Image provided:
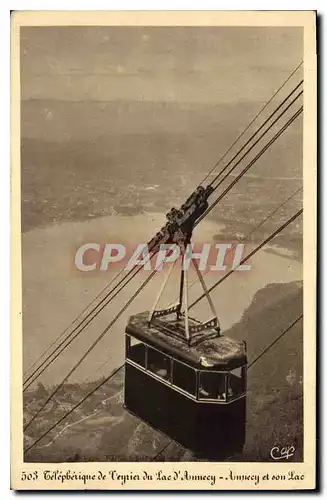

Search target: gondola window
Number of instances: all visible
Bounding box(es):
[198,371,227,401]
[147,346,171,381]
[172,360,196,396]
[126,335,146,368]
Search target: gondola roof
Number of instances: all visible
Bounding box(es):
[126,311,247,370]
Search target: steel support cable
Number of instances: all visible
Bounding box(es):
[200,61,303,185]
[195,105,303,229]
[153,441,174,461]
[190,208,303,310]
[247,315,303,369]
[24,269,157,431]
[24,85,302,386]
[24,363,125,454]
[207,80,303,189]
[208,89,303,196]
[208,82,303,189]
[153,315,303,461]
[24,251,159,391]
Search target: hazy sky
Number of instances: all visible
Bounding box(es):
[21,26,303,104]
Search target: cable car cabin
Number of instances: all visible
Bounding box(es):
[124,311,247,459]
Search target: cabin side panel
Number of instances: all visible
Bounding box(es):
[124,362,198,451]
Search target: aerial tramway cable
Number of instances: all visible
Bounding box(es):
[167,185,302,306]
[207,80,303,188]
[247,315,303,369]
[190,208,303,310]
[200,61,303,185]
[207,91,303,195]
[195,105,303,227]
[23,69,303,391]
[24,363,125,454]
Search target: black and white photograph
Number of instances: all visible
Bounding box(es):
[10,10,317,491]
